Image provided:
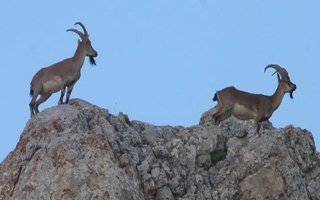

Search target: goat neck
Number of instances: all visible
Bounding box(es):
[269,83,286,111]
[71,40,87,69]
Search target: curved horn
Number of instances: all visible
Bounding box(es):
[74,22,88,36]
[66,28,85,40]
[264,64,289,79]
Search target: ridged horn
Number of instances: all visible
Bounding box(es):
[66,28,85,40]
[264,64,289,79]
[74,22,88,36]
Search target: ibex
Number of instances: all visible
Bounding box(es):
[209,64,296,132]
[29,22,98,118]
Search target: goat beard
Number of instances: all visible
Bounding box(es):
[289,91,294,99]
[89,56,96,66]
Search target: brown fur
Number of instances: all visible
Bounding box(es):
[29,22,97,118]
[211,65,296,132]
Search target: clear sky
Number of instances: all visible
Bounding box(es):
[1,0,319,161]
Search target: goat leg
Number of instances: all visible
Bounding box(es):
[58,87,66,105]
[65,85,75,104]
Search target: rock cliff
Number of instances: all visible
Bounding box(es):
[1,99,319,200]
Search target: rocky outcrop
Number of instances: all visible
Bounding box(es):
[1,99,319,200]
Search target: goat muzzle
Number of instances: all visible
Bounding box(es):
[289,84,297,99]
[89,51,98,66]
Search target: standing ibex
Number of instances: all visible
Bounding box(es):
[208,64,296,132]
[29,22,98,118]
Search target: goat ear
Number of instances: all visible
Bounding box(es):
[277,73,280,82]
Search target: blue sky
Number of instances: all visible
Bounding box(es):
[1,1,319,161]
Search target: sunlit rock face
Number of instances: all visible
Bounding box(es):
[1,99,319,200]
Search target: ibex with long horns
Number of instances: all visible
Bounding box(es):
[29,22,98,118]
[206,64,296,132]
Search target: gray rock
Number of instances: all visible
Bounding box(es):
[138,160,150,174]
[156,186,174,200]
[0,99,319,200]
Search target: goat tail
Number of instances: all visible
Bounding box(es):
[212,92,218,102]
[30,88,34,97]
